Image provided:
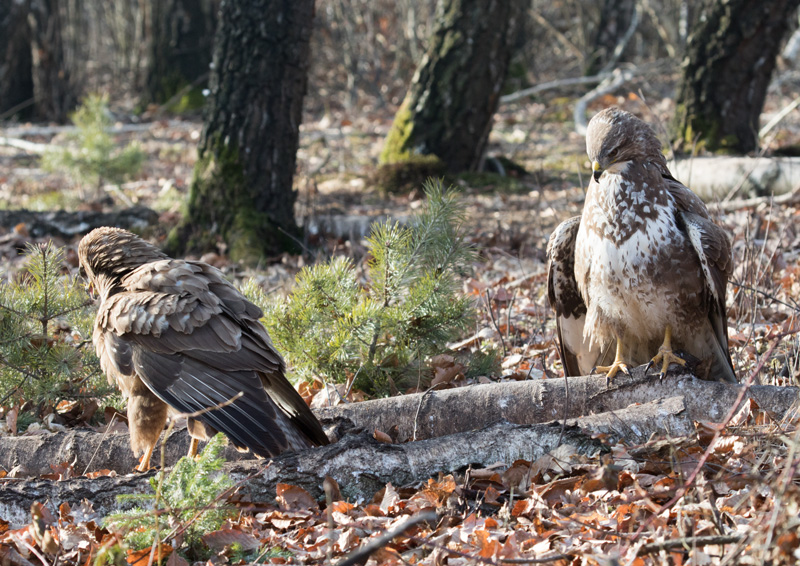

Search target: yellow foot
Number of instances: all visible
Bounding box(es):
[136,444,155,472]
[646,325,687,378]
[592,337,631,386]
[592,360,630,385]
[646,347,686,378]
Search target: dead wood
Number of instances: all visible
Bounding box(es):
[0,207,158,240]
[0,396,689,527]
[1,369,796,479]
[317,368,799,442]
[0,426,254,478]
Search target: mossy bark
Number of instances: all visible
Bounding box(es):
[380,0,525,173]
[144,0,217,106]
[0,0,33,119]
[674,0,800,155]
[170,0,314,263]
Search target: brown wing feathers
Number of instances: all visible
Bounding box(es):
[79,227,328,464]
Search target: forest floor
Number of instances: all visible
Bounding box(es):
[1,88,800,564]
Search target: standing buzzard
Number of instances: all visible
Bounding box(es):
[547,108,736,383]
[79,227,329,471]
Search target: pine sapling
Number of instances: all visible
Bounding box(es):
[263,179,495,393]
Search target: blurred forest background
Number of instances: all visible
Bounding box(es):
[3,2,800,564]
[2,0,800,387]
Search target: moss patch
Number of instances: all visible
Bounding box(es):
[166,86,206,114]
[379,97,416,164]
[371,155,446,194]
[169,134,301,263]
[675,105,740,155]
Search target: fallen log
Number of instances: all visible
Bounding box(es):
[1,370,795,477]
[0,207,159,240]
[0,396,689,528]
[316,368,798,442]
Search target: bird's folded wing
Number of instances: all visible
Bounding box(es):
[132,349,292,456]
[96,258,318,456]
[678,210,736,376]
[547,216,603,376]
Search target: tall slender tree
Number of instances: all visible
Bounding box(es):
[145,0,218,106]
[169,0,314,262]
[28,0,75,122]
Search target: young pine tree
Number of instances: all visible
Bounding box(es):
[263,179,496,393]
[0,243,107,411]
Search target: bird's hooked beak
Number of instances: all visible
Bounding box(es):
[592,160,603,182]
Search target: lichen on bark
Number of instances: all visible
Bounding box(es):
[673,0,800,155]
[168,0,312,263]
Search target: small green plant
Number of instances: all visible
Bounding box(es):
[42,94,145,200]
[263,179,491,393]
[0,242,106,408]
[106,433,234,561]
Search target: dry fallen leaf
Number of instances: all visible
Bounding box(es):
[276,483,318,512]
[373,429,393,443]
[127,544,172,566]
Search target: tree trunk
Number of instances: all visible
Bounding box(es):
[585,0,637,75]
[674,0,800,155]
[168,0,313,262]
[0,0,34,120]
[144,0,218,107]
[27,0,76,122]
[380,0,525,172]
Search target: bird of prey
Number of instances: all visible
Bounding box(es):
[79,227,329,471]
[547,107,736,383]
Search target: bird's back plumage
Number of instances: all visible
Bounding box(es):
[80,227,328,466]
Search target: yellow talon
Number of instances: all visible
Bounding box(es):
[593,338,631,385]
[137,444,155,472]
[646,325,686,378]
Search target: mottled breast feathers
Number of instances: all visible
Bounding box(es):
[547,107,736,383]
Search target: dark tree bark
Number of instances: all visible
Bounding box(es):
[27,0,76,122]
[674,0,800,155]
[0,0,34,120]
[168,0,313,262]
[585,0,637,75]
[380,0,525,173]
[145,0,218,106]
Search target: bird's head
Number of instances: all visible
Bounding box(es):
[78,227,169,294]
[586,107,666,182]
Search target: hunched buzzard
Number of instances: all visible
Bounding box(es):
[79,227,329,471]
[547,107,736,383]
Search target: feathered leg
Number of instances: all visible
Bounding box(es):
[128,379,169,472]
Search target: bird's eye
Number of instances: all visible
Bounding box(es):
[608,148,619,160]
